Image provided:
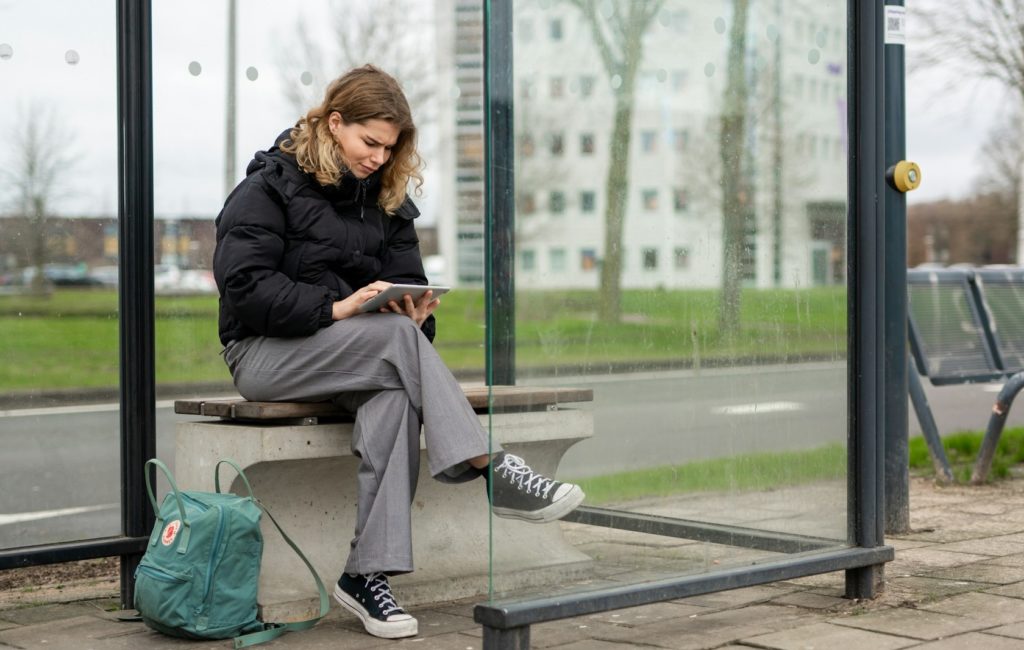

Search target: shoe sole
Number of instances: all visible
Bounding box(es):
[333,584,418,639]
[492,485,585,523]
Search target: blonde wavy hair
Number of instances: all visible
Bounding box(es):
[281,65,423,214]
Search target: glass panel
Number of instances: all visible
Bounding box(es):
[0,2,121,548]
[154,0,461,467]
[488,0,849,602]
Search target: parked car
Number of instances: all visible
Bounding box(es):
[153,264,182,291]
[19,264,102,287]
[178,269,217,293]
[88,265,119,287]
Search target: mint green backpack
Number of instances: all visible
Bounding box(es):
[134,459,328,648]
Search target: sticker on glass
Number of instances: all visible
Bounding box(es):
[885,6,906,45]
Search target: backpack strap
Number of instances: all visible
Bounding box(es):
[144,458,192,553]
[214,460,329,649]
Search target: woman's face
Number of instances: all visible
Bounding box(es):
[328,112,400,179]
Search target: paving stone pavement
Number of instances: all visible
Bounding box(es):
[8,476,1024,648]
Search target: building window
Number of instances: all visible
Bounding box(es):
[580,133,595,154]
[580,248,598,271]
[673,129,689,153]
[580,75,595,97]
[519,134,535,157]
[642,189,658,211]
[549,247,567,273]
[550,191,566,214]
[518,18,533,42]
[793,75,804,98]
[520,79,534,100]
[640,130,657,153]
[550,18,563,40]
[580,190,596,213]
[671,70,688,92]
[521,249,536,271]
[550,76,564,98]
[549,132,564,156]
[669,9,690,33]
[518,192,536,215]
[674,247,690,270]
[673,188,688,213]
[642,248,659,271]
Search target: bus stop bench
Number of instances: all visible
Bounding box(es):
[907,267,1024,483]
[173,385,593,621]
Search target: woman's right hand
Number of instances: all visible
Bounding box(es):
[331,281,393,321]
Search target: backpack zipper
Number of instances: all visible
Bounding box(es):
[136,563,188,583]
[180,493,226,613]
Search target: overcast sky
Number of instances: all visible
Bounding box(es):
[0,0,1000,220]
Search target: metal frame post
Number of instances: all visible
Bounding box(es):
[484,0,515,386]
[846,0,887,599]
[883,0,910,534]
[117,0,156,608]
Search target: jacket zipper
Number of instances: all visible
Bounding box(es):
[358,179,368,221]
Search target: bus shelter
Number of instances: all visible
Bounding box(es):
[0,1,892,647]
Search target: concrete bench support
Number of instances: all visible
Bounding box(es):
[175,395,592,621]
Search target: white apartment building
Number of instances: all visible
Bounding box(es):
[438,0,847,290]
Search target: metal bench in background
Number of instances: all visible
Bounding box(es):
[907,267,1024,483]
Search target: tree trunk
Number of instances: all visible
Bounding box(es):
[718,0,751,335]
[599,95,634,322]
[30,197,48,296]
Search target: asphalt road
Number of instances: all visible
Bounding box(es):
[0,364,1016,549]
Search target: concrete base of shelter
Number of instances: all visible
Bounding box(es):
[175,409,593,622]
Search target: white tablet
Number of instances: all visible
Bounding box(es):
[358,284,450,313]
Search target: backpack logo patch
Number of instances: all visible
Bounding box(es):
[162,520,182,546]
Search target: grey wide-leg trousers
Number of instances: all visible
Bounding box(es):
[222,313,496,575]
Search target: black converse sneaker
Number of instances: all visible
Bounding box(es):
[489,452,585,523]
[334,572,417,639]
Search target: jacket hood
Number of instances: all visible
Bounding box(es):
[243,129,419,220]
[244,129,382,202]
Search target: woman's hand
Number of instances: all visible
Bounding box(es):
[331,281,393,321]
[381,289,440,327]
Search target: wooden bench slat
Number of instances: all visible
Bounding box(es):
[175,386,593,421]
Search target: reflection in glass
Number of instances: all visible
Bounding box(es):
[490,0,849,602]
[0,1,120,548]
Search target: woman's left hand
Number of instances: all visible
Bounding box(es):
[381,289,440,326]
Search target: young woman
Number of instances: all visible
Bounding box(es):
[212,65,584,640]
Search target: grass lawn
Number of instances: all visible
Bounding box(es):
[563,424,1024,506]
[909,427,1024,483]
[574,444,846,505]
[0,286,846,392]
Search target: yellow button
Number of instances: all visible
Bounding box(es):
[891,160,921,192]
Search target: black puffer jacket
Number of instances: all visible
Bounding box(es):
[214,130,435,346]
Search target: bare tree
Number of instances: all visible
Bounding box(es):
[276,0,437,127]
[717,0,752,334]
[974,107,1023,210]
[566,0,664,322]
[914,0,1024,258]
[1,104,77,294]
[914,1,1024,95]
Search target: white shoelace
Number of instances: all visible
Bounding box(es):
[496,453,557,498]
[365,572,403,617]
